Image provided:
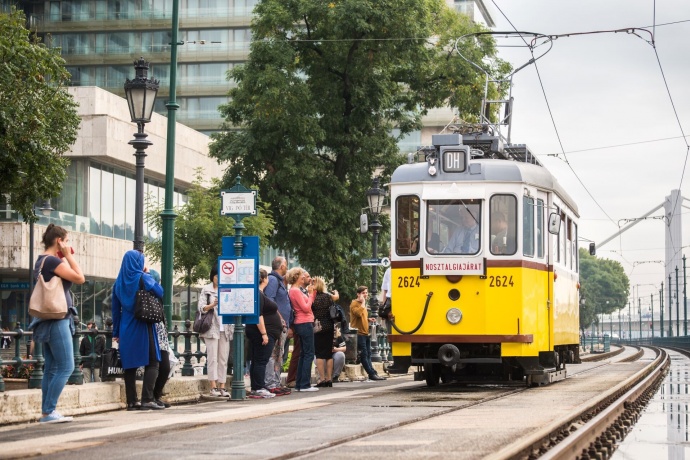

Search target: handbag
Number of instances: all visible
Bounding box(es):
[101,348,125,380]
[329,302,340,321]
[313,318,323,333]
[193,294,214,334]
[28,256,68,320]
[134,275,165,324]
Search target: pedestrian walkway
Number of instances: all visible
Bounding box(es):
[0,376,412,459]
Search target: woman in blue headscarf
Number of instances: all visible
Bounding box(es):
[112,250,164,410]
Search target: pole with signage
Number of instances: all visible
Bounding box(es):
[220,176,257,400]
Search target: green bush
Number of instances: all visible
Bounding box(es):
[172,314,182,321]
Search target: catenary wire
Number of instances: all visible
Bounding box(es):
[490,0,618,229]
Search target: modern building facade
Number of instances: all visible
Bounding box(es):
[12,0,492,139]
[0,86,219,329]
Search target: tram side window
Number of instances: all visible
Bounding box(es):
[490,194,517,255]
[573,222,578,272]
[427,199,481,255]
[554,205,560,263]
[566,218,574,270]
[395,195,420,256]
[523,196,534,257]
[537,198,544,258]
[560,212,567,267]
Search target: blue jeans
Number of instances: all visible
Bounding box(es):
[357,334,377,378]
[41,319,75,414]
[294,322,315,390]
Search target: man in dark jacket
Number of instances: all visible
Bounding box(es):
[80,321,105,382]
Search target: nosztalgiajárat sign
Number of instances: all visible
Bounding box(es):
[220,190,257,216]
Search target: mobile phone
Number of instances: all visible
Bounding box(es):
[57,247,75,258]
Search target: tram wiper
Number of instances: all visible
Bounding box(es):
[459,199,479,225]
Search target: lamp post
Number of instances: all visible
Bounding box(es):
[124,57,159,252]
[161,0,181,329]
[659,281,664,339]
[366,177,386,362]
[668,273,673,337]
[650,294,654,339]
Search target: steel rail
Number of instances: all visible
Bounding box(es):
[486,347,669,460]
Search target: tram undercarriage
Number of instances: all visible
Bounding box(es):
[410,342,581,387]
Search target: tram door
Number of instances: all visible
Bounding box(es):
[536,190,551,349]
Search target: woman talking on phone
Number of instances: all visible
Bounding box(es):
[29,224,85,423]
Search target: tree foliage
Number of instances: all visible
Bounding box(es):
[210,0,509,295]
[145,170,275,289]
[579,248,630,331]
[0,8,80,221]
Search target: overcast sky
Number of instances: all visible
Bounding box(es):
[486,0,690,310]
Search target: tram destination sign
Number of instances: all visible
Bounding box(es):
[421,257,486,276]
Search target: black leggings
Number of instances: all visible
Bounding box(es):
[124,325,159,404]
[153,349,170,400]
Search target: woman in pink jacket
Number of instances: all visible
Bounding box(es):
[288,268,317,392]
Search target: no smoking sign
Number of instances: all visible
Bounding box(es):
[222,261,235,275]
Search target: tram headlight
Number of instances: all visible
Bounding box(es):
[428,164,437,176]
[446,308,462,324]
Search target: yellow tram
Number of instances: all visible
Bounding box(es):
[387,133,581,386]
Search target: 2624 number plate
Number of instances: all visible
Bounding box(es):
[397,276,420,288]
[489,275,514,287]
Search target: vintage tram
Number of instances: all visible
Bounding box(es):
[387,132,581,386]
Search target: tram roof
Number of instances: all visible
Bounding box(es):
[391,158,579,216]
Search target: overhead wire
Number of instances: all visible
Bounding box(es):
[491,0,690,267]
[489,0,618,229]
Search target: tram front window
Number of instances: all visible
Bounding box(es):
[427,200,481,255]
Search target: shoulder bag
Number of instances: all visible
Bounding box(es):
[193,293,214,334]
[134,275,165,324]
[28,256,68,320]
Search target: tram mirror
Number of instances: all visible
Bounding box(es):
[360,213,368,234]
[589,242,596,256]
[548,213,561,235]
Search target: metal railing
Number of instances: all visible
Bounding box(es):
[580,335,611,353]
[0,317,206,392]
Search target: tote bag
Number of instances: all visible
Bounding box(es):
[28,257,68,320]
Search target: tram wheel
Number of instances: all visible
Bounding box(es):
[424,363,441,387]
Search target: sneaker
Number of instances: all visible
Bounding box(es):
[297,386,319,392]
[255,388,276,398]
[268,387,290,396]
[39,411,73,424]
[210,388,222,397]
[140,401,165,410]
[126,402,141,411]
[155,399,171,408]
[218,388,230,398]
[247,391,263,399]
[369,374,386,381]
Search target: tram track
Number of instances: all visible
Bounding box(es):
[495,347,669,460]
[284,346,659,460]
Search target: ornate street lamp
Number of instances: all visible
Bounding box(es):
[366,177,386,362]
[124,57,159,252]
